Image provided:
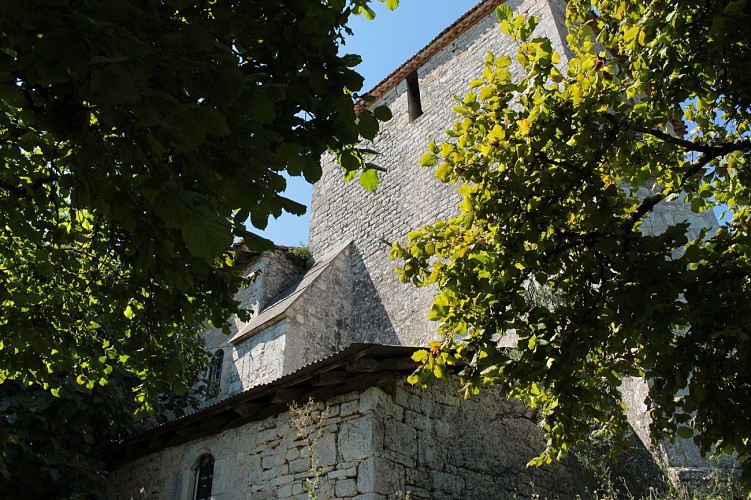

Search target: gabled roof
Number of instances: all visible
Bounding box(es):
[229,240,352,344]
[359,0,505,109]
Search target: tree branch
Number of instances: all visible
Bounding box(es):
[635,126,751,155]
[622,147,733,233]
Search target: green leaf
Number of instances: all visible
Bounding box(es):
[278,196,307,216]
[373,105,393,122]
[356,5,377,20]
[419,152,438,167]
[339,149,362,172]
[435,162,452,182]
[180,214,233,259]
[343,169,357,182]
[496,5,513,22]
[359,169,379,192]
[196,106,230,136]
[496,55,512,68]
[676,427,694,439]
[173,380,187,396]
[341,54,362,67]
[161,108,206,151]
[89,66,138,105]
[725,0,748,15]
[412,350,429,362]
[358,110,379,140]
[250,89,276,124]
[623,25,641,46]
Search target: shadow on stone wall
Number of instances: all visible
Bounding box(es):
[347,244,400,346]
[573,430,668,498]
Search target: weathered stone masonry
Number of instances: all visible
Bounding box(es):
[309,0,571,350]
[107,376,590,499]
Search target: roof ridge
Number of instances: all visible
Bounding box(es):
[356,0,505,111]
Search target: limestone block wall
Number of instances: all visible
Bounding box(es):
[200,250,305,401]
[362,379,591,499]
[235,250,307,318]
[638,189,719,243]
[107,377,592,499]
[305,0,725,482]
[198,243,353,400]
[229,320,287,395]
[308,0,571,349]
[282,243,353,374]
[618,188,725,482]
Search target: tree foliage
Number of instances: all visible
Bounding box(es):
[395,0,751,483]
[0,0,395,491]
[0,377,137,497]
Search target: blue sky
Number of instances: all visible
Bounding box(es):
[253,0,480,247]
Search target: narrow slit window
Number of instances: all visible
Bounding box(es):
[207,349,223,398]
[406,70,423,122]
[193,454,215,500]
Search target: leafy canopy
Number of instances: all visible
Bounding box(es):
[0,0,396,490]
[394,0,751,483]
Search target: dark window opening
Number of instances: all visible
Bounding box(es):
[193,454,215,500]
[406,70,423,122]
[207,350,223,398]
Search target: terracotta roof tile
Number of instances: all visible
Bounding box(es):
[357,0,505,111]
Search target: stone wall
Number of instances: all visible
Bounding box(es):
[229,320,287,394]
[107,377,592,499]
[621,376,737,485]
[618,187,726,482]
[200,249,305,401]
[282,243,354,374]
[308,0,571,349]
[220,243,354,397]
[235,250,307,319]
[361,379,592,499]
[306,0,727,484]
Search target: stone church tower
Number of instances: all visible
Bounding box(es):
[308,0,572,353]
[104,1,727,498]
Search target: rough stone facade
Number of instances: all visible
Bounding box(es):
[202,243,354,400]
[274,242,354,375]
[306,0,726,483]
[309,0,570,350]
[621,375,736,485]
[238,250,307,316]
[618,187,725,482]
[200,248,305,403]
[229,320,287,394]
[107,378,591,499]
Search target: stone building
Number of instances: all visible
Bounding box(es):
[104,0,723,498]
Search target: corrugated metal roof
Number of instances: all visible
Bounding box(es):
[100,342,421,464]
